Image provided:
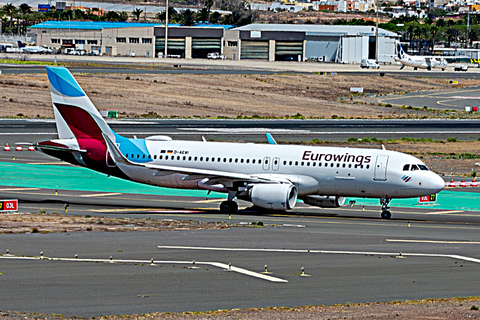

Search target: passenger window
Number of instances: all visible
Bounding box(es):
[348,164,351,168]
[252,159,255,164]
[301,162,304,166]
[223,158,227,162]
[241,159,244,163]
[200,157,203,161]
[206,157,209,161]
[418,164,429,171]
[289,161,292,165]
[235,158,238,163]
[177,156,180,160]
[295,161,298,166]
[212,158,215,162]
[194,157,198,161]
[307,162,310,166]
[330,163,334,167]
[313,162,316,167]
[259,159,262,164]
[154,155,157,159]
[366,165,369,169]
[229,158,232,163]
[188,156,192,161]
[283,161,287,165]
[246,159,250,163]
[336,163,339,168]
[160,155,163,160]
[411,164,419,171]
[183,156,186,160]
[403,164,410,171]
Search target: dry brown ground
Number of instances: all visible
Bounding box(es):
[1,72,477,119]
[0,213,229,234]
[2,297,480,319]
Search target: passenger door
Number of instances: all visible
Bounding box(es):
[262,156,270,171]
[374,155,389,181]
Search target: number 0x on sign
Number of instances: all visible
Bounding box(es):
[0,200,18,212]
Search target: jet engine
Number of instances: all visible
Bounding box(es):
[302,195,346,208]
[241,183,297,210]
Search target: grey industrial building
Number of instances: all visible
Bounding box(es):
[28,21,399,63]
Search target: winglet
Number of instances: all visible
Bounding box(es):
[266,133,277,145]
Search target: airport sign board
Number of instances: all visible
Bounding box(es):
[419,194,437,203]
[0,199,18,212]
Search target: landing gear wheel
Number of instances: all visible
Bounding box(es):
[414,67,418,70]
[381,211,392,219]
[220,201,238,214]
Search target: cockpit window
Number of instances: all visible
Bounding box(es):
[411,164,419,171]
[403,164,410,171]
[418,164,429,171]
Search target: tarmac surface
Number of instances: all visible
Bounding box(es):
[2,118,480,143]
[3,53,480,77]
[378,87,480,111]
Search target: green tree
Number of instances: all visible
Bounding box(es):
[1,3,16,34]
[132,8,143,21]
[182,9,195,26]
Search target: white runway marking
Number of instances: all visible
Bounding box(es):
[0,255,288,283]
[421,210,462,215]
[0,187,40,191]
[386,239,480,244]
[157,245,480,264]
[78,192,123,198]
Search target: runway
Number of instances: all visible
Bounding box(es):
[2,118,480,143]
[2,122,480,316]
[2,212,480,316]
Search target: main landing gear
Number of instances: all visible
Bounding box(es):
[220,190,239,214]
[220,201,238,214]
[380,197,392,219]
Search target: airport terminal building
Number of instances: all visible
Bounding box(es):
[29,21,399,63]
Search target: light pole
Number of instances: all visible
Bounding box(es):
[466,9,470,48]
[164,0,168,58]
[376,0,379,62]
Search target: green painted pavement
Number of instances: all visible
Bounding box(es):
[1,161,480,212]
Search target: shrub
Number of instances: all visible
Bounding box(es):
[31,228,39,233]
[257,221,264,226]
[446,137,457,142]
[347,137,358,142]
[471,305,479,310]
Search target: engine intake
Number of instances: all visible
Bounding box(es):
[246,183,298,210]
[302,195,346,208]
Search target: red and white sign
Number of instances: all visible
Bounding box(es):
[0,199,18,212]
[419,194,437,203]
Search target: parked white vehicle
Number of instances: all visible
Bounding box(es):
[207,52,226,59]
[360,59,380,69]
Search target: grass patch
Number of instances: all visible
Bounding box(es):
[0,58,60,66]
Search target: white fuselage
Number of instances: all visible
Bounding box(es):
[116,139,444,199]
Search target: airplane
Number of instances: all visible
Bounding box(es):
[33,66,445,219]
[17,41,53,54]
[395,41,447,71]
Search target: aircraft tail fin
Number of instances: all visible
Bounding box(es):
[396,41,407,60]
[17,41,25,48]
[46,66,115,143]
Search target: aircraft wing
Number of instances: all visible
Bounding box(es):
[103,134,268,183]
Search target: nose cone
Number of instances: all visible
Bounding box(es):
[430,174,445,194]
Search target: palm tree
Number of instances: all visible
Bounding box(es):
[1,3,16,35]
[132,8,143,21]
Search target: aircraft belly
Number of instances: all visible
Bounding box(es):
[334,176,357,196]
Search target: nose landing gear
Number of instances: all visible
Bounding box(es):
[380,197,392,219]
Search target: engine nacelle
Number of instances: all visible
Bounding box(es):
[248,184,298,210]
[302,195,346,208]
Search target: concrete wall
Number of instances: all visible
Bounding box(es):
[33,27,155,56]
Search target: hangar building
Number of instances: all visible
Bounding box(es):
[28,21,398,63]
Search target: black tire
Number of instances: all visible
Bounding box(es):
[414,67,418,70]
[381,211,392,219]
[220,201,238,214]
